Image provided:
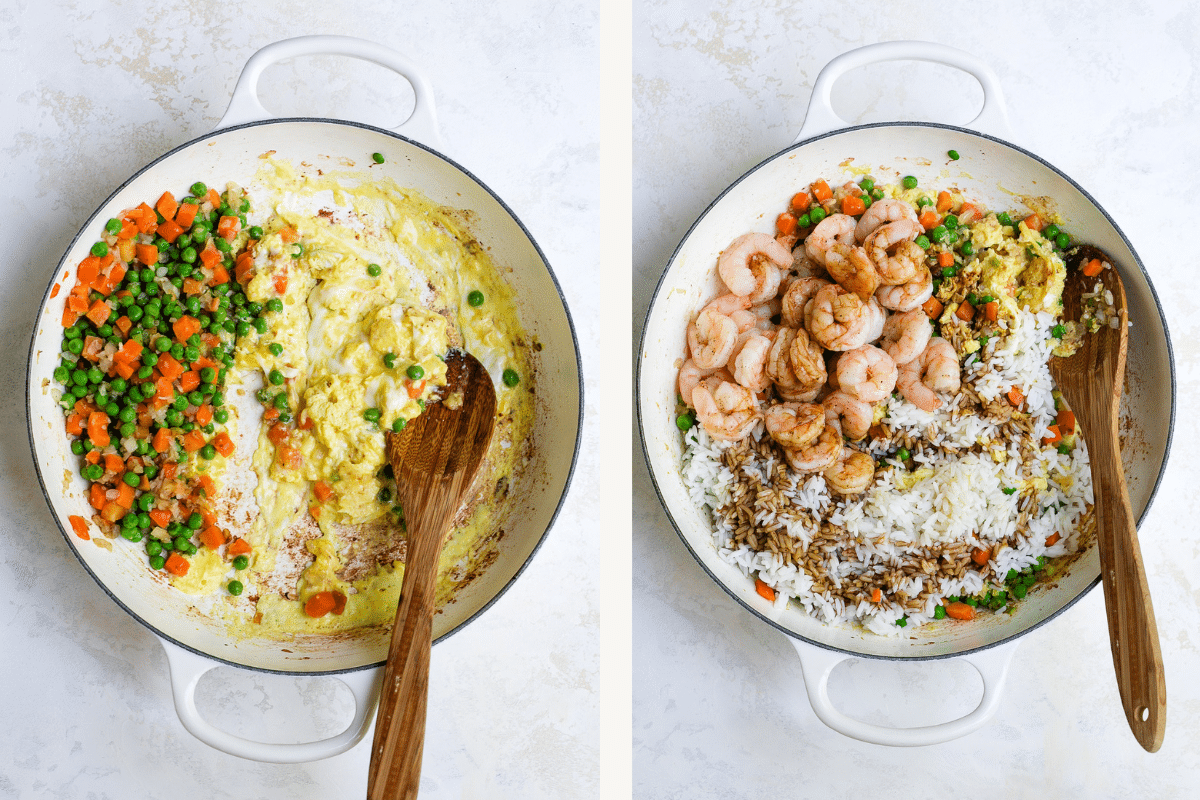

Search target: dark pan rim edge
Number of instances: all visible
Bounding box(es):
[635,119,1176,662]
[27,117,585,677]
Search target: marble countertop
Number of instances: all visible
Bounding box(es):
[1,2,598,798]
[634,1,1199,796]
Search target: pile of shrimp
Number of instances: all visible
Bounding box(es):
[679,185,961,496]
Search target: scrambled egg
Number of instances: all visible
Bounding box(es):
[175,160,535,637]
[970,215,1066,320]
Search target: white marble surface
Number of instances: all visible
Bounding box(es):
[2,2,598,798]
[634,2,1199,796]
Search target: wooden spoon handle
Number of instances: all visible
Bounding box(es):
[366,524,446,799]
[1092,417,1166,752]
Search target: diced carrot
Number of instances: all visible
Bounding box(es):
[313,481,334,502]
[156,353,184,379]
[936,191,953,213]
[1057,408,1076,436]
[304,591,336,618]
[217,215,240,240]
[104,453,124,473]
[152,427,171,454]
[179,371,200,393]
[754,578,775,602]
[192,356,217,373]
[195,405,213,426]
[118,219,138,238]
[101,501,128,523]
[198,526,225,550]
[68,515,90,540]
[87,411,110,447]
[842,195,865,216]
[984,301,999,322]
[936,251,954,267]
[279,226,299,243]
[1082,258,1103,278]
[134,202,158,234]
[85,450,100,465]
[86,299,111,327]
[1006,387,1024,408]
[945,601,975,621]
[268,424,290,449]
[62,307,81,328]
[263,407,280,422]
[918,209,941,230]
[331,591,347,615]
[136,244,159,266]
[810,180,832,202]
[89,483,107,511]
[82,335,104,361]
[273,272,288,294]
[114,316,132,335]
[180,431,205,453]
[277,444,301,468]
[209,265,230,287]
[790,191,811,212]
[196,475,215,496]
[51,282,62,298]
[776,212,797,236]
[74,398,98,416]
[154,376,175,404]
[955,301,975,322]
[1023,213,1044,232]
[211,431,234,457]
[162,462,178,481]
[77,256,101,286]
[406,379,426,399]
[971,547,990,566]
[66,413,84,436]
[297,413,314,431]
[175,201,199,227]
[199,246,221,270]
[1042,425,1062,446]
[113,360,135,380]
[156,191,177,221]
[235,252,255,283]
[67,291,90,313]
[958,202,981,223]
[206,188,222,207]
[114,482,135,510]
[227,538,252,556]
[182,278,204,296]
[164,552,190,576]
[173,315,201,342]
[158,219,183,244]
[148,509,172,529]
[870,587,882,603]
[1045,532,1061,547]
[117,339,143,362]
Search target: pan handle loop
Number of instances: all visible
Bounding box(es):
[216,35,445,151]
[791,637,1019,746]
[160,638,381,763]
[795,41,1014,143]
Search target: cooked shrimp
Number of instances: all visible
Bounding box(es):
[718,233,792,297]
[880,308,932,364]
[764,401,825,449]
[687,307,739,369]
[732,331,774,392]
[781,277,829,328]
[824,450,876,495]
[821,391,872,441]
[804,213,857,267]
[788,326,827,388]
[864,297,886,342]
[835,344,897,403]
[784,418,843,472]
[777,383,823,403]
[749,299,781,331]
[896,337,960,412]
[807,283,875,351]
[875,265,933,313]
[746,260,783,304]
[728,308,758,334]
[865,219,923,285]
[824,242,880,302]
[678,358,717,407]
[854,199,919,243]
[692,380,761,442]
[704,293,752,317]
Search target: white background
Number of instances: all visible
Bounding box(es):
[634,1,1200,797]
[1,2,599,798]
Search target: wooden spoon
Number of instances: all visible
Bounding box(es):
[366,350,497,798]
[1049,245,1165,752]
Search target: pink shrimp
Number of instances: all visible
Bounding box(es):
[718,233,792,297]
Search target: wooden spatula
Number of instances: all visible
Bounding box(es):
[366,350,497,799]
[1049,245,1165,752]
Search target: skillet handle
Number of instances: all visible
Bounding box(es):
[216,35,445,151]
[160,638,381,763]
[791,637,1019,746]
[795,41,1014,143]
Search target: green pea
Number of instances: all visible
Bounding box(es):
[187,513,203,530]
[502,368,520,387]
[268,342,283,357]
[184,345,200,362]
[236,321,252,337]
[173,535,191,551]
[190,182,207,196]
[406,364,425,380]
[233,555,249,570]
[136,365,153,380]
[253,318,269,335]
[1042,223,1060,240]
[273,392,288,411]
[796,213,811,228]
[934,604,947,619]
[960,241,975,257]
[808,207,827,225]
[391,418,406,433]
[1055,232,1070,249]
[149,555,166,570]
[91,241,108,257]
[54,365,69,383]
[1013,583,1027,600]
[901,175,918,189]
[70,439,84,455]
[363,407,381,423]
[200,444,216,460]
[143,464,158,480]
[378,486,393,503]
[188,390,204,406]
[248,226,263,239]
[372,152,385,164]
[895,616,907,628]
[676,413,694,431]
[120,421,136,437]
[383,352,397,369]
[67,338,84,355]
[200,367,216,383]
[180,246,197,263]
[266,298,283,313]
[948,149,960,160]
[367,263,382,277]
[146,541,163,557]
[915,235,931,250]
[943,214,959,230]
[941,266,958,277]
[859,177,875,191]
[467,290,485,307]
[269,369,284,386]
[930,225,949,243]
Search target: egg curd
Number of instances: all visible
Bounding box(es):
[172,160,535,637]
